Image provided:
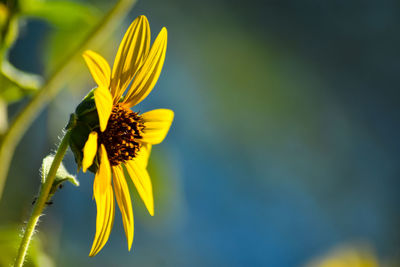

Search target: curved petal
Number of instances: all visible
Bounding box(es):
[140,109,174,145]
[124,160,154,216]
[95,144,112,194]
[83,50,111,88]
[136,143,152,168]
[110,15,150,103]
[89,183,115,257]
[82,131,98,172]
[94,86,113,132]
[112,165,134,250]
[123,27,168,107]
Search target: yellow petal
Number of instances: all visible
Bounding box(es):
[82,131,98,172]
[124,159,154,216]
[94,86,113,132]
[136,143,152,168]
[112,165,134,250]
[89,183,115,257]
[110,15,150,103]
[94,144,112,195]
[140,109,174,145]
[82,50,111,88]
[123,27,168,107]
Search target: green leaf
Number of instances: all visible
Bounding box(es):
[35,1,100,72]
[2,60,42,89]
[41,154,79,197]
[1,14,19,54]
[18,0,99,71]
[19,0,99,28]
[0,60,42,103]
[0,83,24,102]
[0,3,8,30]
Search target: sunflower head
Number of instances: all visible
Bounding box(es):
[67,15,170,175]
[67,89,147,173]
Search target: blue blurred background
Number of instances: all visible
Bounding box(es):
[1,0,400,266]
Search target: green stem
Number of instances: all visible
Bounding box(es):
[0,0,137,201]
[13,130,71,267]
[0,98,8,134]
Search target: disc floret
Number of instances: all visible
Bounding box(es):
[99,104,144,166]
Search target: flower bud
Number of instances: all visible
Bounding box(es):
[66,89,100,173]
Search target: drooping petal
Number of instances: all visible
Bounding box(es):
[136,143,152,168]
[140,109,174,145]
[94,86,113,132]
[123,27,168,107]
[95,144,112,194]
[110,15,150,103]
[89,182,115,257]
[124,159,154,216]
[82,50,111,88]
[112,165,134,250]
[82,131,98,172]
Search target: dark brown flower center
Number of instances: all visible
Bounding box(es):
[99,104,144,166]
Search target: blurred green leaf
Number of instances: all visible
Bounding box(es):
[0,3,8,29]
[44,25,91,72]
[0,82,25,102]
[0,60,42,103]
[20,0,99,28]
[2,60,42,89]
[31,0,100,72]
[1,14,19,55]
[41,155,79,198]
[0,225,54,267]
[17,0,100,70]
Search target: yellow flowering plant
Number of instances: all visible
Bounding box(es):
[67,15,173,256]
[13,14,173,266]
[67,16,174,256]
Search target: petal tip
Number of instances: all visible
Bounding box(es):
[160,27,168,40]
[139,15,148,22]
[82,50,90,59]
[100,123,107,132]
[82,49,92,56]
[128,239,133,251]
[167,109,174,120]
[89,246,99,257]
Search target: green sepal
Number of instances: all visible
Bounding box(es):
[67,88,100,173]
[41,155,79,199]
[68,121,90,171]
[75,88,96,116]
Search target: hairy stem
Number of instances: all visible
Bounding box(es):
[14,130,71,267]
[0,0,137,201]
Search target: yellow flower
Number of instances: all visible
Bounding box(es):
[74,15,173,256]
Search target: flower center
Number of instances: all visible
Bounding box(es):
[99,104,144,166]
